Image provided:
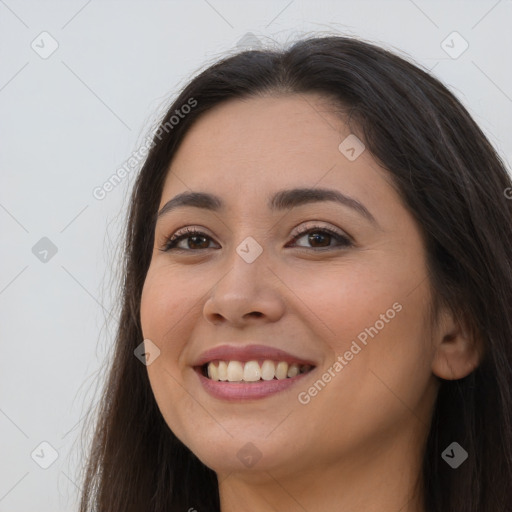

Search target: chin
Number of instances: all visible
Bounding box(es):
[184,433,300,475]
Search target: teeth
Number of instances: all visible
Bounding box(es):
[218,361,228,381]
[261,360,275,380]
[275,361,289,379]
[204,360,313,382]
[207,362,219,380]
[287,363,300,378]
[227,361,244,381]
[243,361,261,382]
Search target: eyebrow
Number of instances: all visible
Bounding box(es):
[157,187,377,224]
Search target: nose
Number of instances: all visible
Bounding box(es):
[202,248,286,327]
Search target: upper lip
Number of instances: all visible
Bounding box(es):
[192,344,317,367]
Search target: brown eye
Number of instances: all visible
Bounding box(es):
[161,228,216,252]
[160,225,352,253]
[290,226,352,250]
[183,234,211,250]
[303,231,332,248]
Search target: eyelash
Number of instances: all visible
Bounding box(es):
[159,224,353,253]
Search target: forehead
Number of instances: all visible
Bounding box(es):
[168,93,344,176]
[159,94,397,217]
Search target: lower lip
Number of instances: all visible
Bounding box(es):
[194,367,314,401]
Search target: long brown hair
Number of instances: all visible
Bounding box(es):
[78,35,512,511]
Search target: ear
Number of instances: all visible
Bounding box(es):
[431,307,484,380]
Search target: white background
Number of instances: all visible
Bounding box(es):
[1,1,511,510]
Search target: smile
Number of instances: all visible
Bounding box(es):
[191,343,317,400]
[193,360,316,401]
[201,360,314,382]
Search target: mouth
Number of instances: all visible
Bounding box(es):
[191,344,318,401]
[196,360,315,382]
[193,359,317,401]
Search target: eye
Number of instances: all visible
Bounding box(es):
[287,224,353,250]
[159,224,353,253]
[160,227,217,252]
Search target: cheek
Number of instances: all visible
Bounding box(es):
[278,262,396,352]
[298,261,434,413]
[294,306,434,459]
[139,267,192,399]
[336,297,433,433]
[140,273,166,342]
[140,265,197,343]
[140,268,198,442]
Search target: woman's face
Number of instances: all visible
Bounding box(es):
[140,93,442,478]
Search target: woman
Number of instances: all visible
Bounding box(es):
[78,35,512,511]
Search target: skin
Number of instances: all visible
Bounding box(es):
[140,94,482,512]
